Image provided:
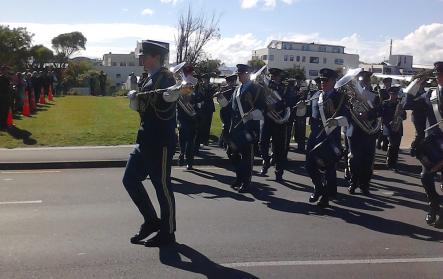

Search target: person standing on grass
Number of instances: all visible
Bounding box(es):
[0,66,12,130]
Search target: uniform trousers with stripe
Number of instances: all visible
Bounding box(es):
[230,143,254,185]
[122,144,176,235]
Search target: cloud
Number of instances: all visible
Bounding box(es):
[160,0,182,5]
[1,22,176,58]
[141,8,154,16]
[241,0,299,9]
[2,22,441,66]
[122,8,129,12]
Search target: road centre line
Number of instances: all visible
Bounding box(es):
[222,257,443,268]
[0,200,43,205]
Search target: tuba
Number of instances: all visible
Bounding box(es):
[259,73,291,124]
[335,68,381,135]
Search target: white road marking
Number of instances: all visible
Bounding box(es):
[222,257,443,268]
[1,170,61,174]
[0,200,42,205]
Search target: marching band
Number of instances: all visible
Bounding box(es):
[124,41,443,245]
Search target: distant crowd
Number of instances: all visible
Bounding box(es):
[0,65,61,130]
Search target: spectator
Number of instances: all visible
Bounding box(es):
[0,66,12,130]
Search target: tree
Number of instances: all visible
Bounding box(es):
[0,25,33,70]
[29,45,54,69]
[247,59,266,72]
[63,61,93,88]
[175,5,220,64]
[195,59,221,75]
[284,66,306,81]
[52,31,87,68]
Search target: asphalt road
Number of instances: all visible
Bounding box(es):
[0,155,442,278]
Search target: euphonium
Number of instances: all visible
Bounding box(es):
[176,73,197,116]
[335,68,381,135]
[261,75,291,124]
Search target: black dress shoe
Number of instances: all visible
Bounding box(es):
[426,212,436,225]
[145,232,176,247]
[275,174,283,182]
[309,193,321,203]
[361,187,370,196]
[130,220,160,244]
[186,164,193,170]
[231,180,241,190]
[260,161,270,176]
[317,197,329,208]
[348,185,356,195]
[434,215,443,229]
[238,183,250,193]
[178,156,184,166]
[440,184,443,192]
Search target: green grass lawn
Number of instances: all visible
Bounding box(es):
[0,96,222,148]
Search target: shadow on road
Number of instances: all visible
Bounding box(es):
[323,205,443,242]
[158,243,259,279]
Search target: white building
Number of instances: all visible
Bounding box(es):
[98,40,170,88]
[360,54,415,75]
[252,40,359,79]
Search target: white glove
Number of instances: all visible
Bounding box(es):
[163,90,180,102]
[128,90,139,111]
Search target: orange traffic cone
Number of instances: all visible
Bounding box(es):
[22,89,30,117]
[7,108,13,127]
[39,88,46,104]
[48,87,54,101]
[30,89,36,112]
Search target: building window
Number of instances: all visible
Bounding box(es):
[334,58,344,65]
[262,55,268,60]
[296,56,300,62]
[302,44,309,51]
[120,62,126,66]
[323,58,327,64]
[332,47,341,53]
[309,70,319,76]
[116,73,121,78]
[284,55,288,61]
[269,55,274,61]
[112,62,117,66]
[290,55,294,62]
[310,57,319,64]
[319,46,326,52]
[302,56,306,62]
[128,62,135,66]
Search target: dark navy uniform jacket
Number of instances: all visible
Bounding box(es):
[219,86,235,125]
[196,83,216,113]
[406,86,443,138]
[229,81,266,139]
[136,67,176,151]
[381,99,406,136]
[309,89,346,147]
[404,88,428,134]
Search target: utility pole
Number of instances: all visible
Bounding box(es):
[389,39,393,57]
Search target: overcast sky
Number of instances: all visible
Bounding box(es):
[1,0,442,66]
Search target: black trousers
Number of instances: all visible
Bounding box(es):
[306,135,337,199]
[421,166,442,214]
[198,111,213,145]
[178,119,197,165]
[122,145,176,235]
[294,116,307,150]
[260,118,288,175]
[229,143,254,185]
[387,133,402,168]
[348,134,376,189]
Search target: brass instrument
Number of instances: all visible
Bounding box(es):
[390,95,406,133]
[214,86,235,108]
[335,68,381,135]
[261,74,291,124]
